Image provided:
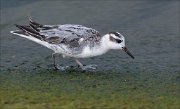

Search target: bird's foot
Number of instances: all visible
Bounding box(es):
[54,64,70,71]
[79,64,97,71]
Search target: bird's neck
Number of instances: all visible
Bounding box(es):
[89,34,110,56]
[98,34,110,52]
[80,34,110,58]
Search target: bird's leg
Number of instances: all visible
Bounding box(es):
[75,59,97,70]
[52,53,60,70]
[52,53,69,70]
[52,53,55,66]
[75,59,84,68]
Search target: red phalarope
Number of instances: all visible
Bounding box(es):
[10,17,134,70]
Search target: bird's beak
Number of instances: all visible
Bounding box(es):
[122,47,134,59]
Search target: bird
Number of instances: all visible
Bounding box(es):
[10,17,134,70]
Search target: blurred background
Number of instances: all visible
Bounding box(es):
[0,0,179,72]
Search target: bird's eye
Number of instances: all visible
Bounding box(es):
[109,36,122,43]
[116,39,122,43]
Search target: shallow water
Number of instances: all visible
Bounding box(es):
[0,1,180,108]
[0,0,179,72]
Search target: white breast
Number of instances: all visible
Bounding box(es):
[77,46,109,58]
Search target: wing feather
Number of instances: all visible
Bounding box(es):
[13,18,102,49]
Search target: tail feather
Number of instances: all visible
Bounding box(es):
[28,17,54,31]
[29,23,40,32]
[10,17,53,50]
[28,17,43,32]
[29,17,43,28]
[15,24,45,40]
[29,17,58,31]
[10,30,52,50]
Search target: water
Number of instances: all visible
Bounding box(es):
[0,1,179,108]
[0,0,179,73]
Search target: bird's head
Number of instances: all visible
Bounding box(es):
[102,32,134,59]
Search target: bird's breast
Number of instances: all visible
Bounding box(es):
[77,46,108,58]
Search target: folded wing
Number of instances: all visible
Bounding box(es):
[11,18,101,49]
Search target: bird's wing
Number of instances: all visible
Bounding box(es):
[40,24,102,45]
[14,18,101,48]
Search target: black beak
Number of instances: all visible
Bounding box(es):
[122,47,135,59]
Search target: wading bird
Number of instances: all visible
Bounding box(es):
[11,18,134,70]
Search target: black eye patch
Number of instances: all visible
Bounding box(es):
[109,36,122,43]
[116,39,122,43]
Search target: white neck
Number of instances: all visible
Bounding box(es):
[79,34,110,58]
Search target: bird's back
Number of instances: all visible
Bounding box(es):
[40,24,101,42]
[10,18,102,57]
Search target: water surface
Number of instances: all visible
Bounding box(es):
[0,1,180,109]
[1,1,179,73]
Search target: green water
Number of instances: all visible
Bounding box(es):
[0,0,180,109]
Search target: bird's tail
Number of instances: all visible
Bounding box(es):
[10,17,52,49]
